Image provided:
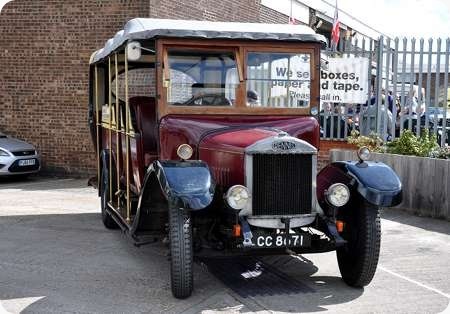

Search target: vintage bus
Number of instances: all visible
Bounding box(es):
[88,18,402,299]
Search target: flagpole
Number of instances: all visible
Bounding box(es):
[289,0,293,24]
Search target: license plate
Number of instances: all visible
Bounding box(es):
[254,233,311,248]
[18,159,36,166]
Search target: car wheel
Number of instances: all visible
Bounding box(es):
[100,167,119,229]
[15,174,30,180]
[168,200,193,299]
[336,198,381,287]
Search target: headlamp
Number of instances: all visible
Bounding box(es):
[357,146,370,162]
[225,185,250,210]
[0,149,9,157]
[176,144,193,160]
[326,183,350,207]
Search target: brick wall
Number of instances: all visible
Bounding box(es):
[148,0,288,23]
[0,0,149,175]
[0,1,289,175]
[318,140,356,170]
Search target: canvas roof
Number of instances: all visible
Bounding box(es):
[90,18,327,63]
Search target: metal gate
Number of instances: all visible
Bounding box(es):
[320,36,450,147]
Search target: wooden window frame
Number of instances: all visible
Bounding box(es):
[243,46,315,110]
[156,38,321,118]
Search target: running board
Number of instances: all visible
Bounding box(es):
[106,202,131,232]
[106,202,162,247]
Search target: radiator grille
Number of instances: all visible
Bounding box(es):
[12,150,36,157]
[252,154,312,216]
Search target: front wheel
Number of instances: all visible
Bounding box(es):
[168,200,193,299]
[337,199,381,287]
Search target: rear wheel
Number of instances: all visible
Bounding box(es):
[168,200,193,299]
[337,199,381,287]
[100,167,119,229]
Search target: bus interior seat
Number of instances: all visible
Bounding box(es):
[129,96,158,166]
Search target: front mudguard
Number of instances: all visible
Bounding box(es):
[317,161,402,214]
[131,160,215,236]
[148,160,215,210]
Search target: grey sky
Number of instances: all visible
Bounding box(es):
[337,0,450,38]
[0,0,12,13]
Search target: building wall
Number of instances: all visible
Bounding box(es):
[318,140,356,170]
[0,0,149,175]
[0,0,288,175]
[148,0,288,23]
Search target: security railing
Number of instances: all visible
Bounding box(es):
[320,36,450,147]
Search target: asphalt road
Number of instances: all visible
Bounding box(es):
[0,177,449,314]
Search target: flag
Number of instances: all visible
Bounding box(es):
[331,0,340,50]
[289,16,298,25]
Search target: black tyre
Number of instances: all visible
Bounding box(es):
[100,168,119,229]
[15,174,30,180]
[168,200,193,299]
[337,199,381,287]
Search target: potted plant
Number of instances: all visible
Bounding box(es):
[331,130,450,220]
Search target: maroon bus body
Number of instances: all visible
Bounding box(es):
[160,115,319,188]
[101,112,320,194]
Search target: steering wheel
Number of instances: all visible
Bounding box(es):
[211,95,232,106]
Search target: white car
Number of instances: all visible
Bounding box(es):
[0,132,40,176]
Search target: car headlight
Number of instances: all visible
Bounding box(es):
[326,183,350,207]
[357,146,370,162]
[225,185,250,210]
[0,149,10,157]
[176,144,193,160]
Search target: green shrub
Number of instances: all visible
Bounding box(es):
[385,130,438,157]
[347,129,448,159]
[347,130,384,152]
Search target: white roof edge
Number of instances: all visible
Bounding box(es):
[90,18,327,64]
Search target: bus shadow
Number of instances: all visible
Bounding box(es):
[0,212,363,313]
[199,254,363,312]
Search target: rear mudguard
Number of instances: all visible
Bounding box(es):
[99,150,109,196]
[99,149,114,197]
[317,161,402,213]
[141,160,215,211]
